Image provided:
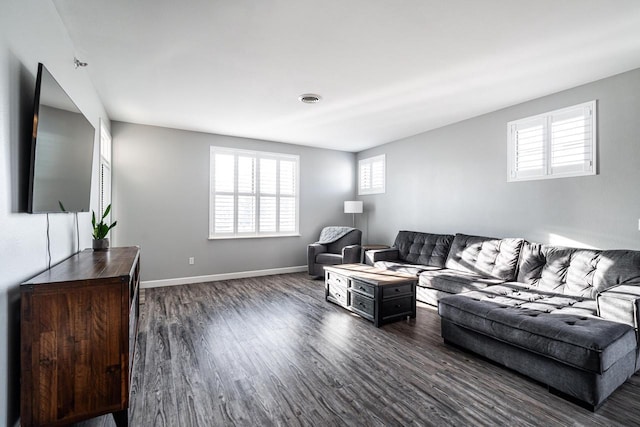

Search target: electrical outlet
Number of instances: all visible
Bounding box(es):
[188,257,195,265]
[638,219,640,231]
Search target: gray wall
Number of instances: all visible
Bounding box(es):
[112,122,355,281]
[0,1,109,425]
[356,68,640,250]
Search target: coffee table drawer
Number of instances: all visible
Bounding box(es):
[351,279,375,297]
[327,283,348,307]
[326,271,348,288]
[382,283,413,298]
[382,296,414,317]
[350,292,374,317]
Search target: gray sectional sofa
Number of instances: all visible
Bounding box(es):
[368,231,640,410]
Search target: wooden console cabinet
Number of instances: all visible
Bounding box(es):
[20,247,141,427]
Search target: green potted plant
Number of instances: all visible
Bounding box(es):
[92,204,117,250]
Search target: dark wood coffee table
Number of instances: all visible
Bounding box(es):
[324,264,417,327]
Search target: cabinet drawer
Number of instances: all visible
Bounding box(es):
[326,271,348,288]
[382,283,413,298]
[327,283,348,307]
[382,297,413,317]
[350,292,374,317]
[351,279,375,297]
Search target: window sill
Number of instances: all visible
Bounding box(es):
[209,233,301,240]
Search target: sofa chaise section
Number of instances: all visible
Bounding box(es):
[439,243,640,409]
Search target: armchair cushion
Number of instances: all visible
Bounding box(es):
[316,253,343,264]
[326,229,361,254]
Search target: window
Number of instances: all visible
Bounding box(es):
[359,154,385,195]
[99,119,112,234]
[209,147,299,238]
[507,101,596,182]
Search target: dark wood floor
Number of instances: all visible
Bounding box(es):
[76,273,640,426]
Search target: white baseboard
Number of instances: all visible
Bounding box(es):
[141,265,308,288]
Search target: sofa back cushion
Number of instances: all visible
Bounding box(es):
[393,231,454,268]
[593,250,640,291]
[445,234,524,281]
[518,243,640,298]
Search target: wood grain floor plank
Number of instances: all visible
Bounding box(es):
[74,272,640,426]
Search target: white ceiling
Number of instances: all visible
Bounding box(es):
[53,0,640,152]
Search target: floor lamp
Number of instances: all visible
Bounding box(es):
[344,201,363,228]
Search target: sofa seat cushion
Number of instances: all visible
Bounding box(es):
[419,269,505,294]
[438,285,637,374]
[374,260,441,276]
[315,253,344,265]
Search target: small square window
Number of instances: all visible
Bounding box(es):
[359,154,385,195]
[507,101,596,182]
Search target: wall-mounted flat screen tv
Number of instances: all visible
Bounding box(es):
[28,63,95,213]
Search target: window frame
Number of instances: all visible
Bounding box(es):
[209,146,300,239]
[358,154,386,195]
[507,100,597,182]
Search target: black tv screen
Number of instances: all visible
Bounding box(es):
[28,63,95,213]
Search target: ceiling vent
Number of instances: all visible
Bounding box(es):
[298,94,322,104]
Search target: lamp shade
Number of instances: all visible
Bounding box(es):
[344,201,363,214]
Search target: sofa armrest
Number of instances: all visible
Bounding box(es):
[597,284,640,330]
[342,244,362,264]
[368,247,400,264]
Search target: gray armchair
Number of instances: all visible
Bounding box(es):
[308,226,362,277]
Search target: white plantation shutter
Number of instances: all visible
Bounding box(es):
[214,195,234,234]
[550,107,593,175]
[512,118,545,179]
[279,160,297,232]
[212,153,235,235]
[237,156,256,233]
[259,196,276,232]
[359,154,385,195]
[99,120,112,234]
[508,101,596,182]
[371,158,385,189]
[360,163,372,191]
[210,147,299,238]
[100,163,111,212]
[279,197,296,232]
